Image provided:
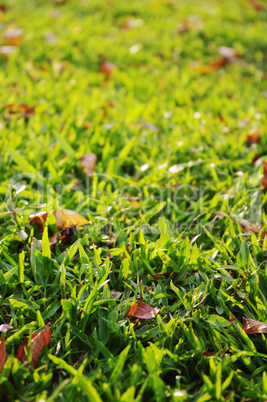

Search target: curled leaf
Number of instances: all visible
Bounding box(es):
[124,301,160,319]
[0,338,6,373]
[243,317,267,334]
[15,324,52,368]
[0,324,13,333]
[80,153,97,179]
[29,209,90,232]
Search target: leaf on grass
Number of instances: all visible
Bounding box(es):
[124,301,160,319]
[243,317,267,334]
[177,16,203,33]
[15,324,52,368]
[3,27,23,46]
[262,161,267,188]
[252,154,259,164]
[29,209,90,232]
[249,0,265,11]
[80,153,97,179]
[191,47,240,74]
[0,338,6,373]
[100,61,114,78]
[0,324,13,333]
[233,214,262,236]
[246,127,261,145]
[0,46,16,59]
[4,104,35,119]
[31,233,58,252]
[214,211,267,239]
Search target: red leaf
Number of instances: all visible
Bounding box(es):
[4,104,35,119]
[124,301,160,319]
[262,161,267,188]
[100,61,114,78]
[15,324,52,368]
[243,317,267,334]
[249,0,265,11]
[29,209,90,232]
[0,338,6,373]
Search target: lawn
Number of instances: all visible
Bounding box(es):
[0,0,267,400]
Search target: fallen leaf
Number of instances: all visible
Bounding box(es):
[233,214,262,236]
[192,47,240,74]
[83,120,92,129]
[29,209,90,232]
[218,46,239,58]
[122,17,144,30]
[249,0,265,11]
[3,27,23,46]
[31,233,58,252]
[128,197,140,208]
[0,324,13,333]
[246,127,261,145]
[177,16,203,33]
[0,338,6,373]
[214,210,228,220]
[252,154,259,164]
[15,324,52,368]
[124,301,160,319]
[101,101,115,120]
[80,153,97,179]
[100,61,114,78]
[262,161,267,188]
[243,317,267,334]
[0,45,16,59]
[4,104,35,119]
[213,211,267,239]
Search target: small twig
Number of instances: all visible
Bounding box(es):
[215,341,229,358]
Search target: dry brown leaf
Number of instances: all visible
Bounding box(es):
[15,324,52,368]
[3,27,23,46]
[243,317,267,334]
[0,338,6,373]
[249,0,266,11]
[29,209,90,232]
[4,104,35,119]
[80,153,97,179]
[232,214,262,236]
[0,45,16,59]
[124,301,160,319]
[192,47,240,75]
[177,17,203,33]
[246,127,261,145]
[31,233,59,252]
[100,61,114,78]
[214,211,267,240]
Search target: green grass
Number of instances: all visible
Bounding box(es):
[0,0,267,400]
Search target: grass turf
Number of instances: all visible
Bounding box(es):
[0,0,267,400]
